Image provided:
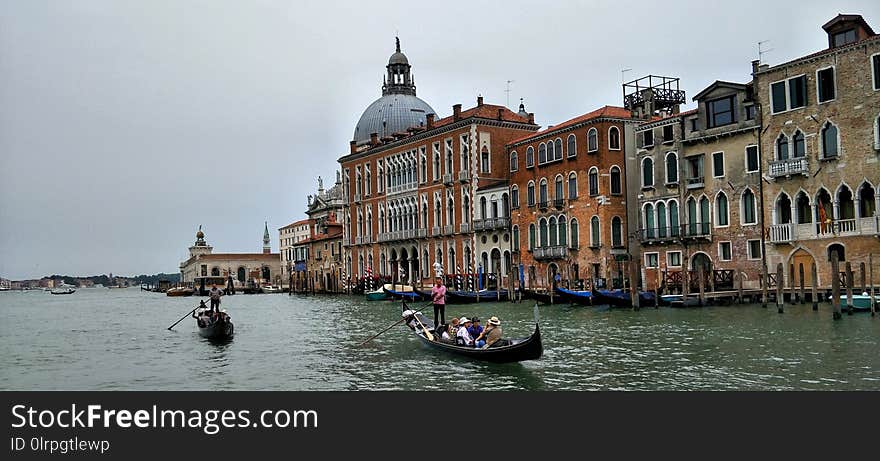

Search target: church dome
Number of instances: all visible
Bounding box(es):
[352,37,436,145]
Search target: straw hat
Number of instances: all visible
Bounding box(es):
[459,317,471,324]
[488,316,501,326]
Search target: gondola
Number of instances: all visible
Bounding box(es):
[554,287,593,305]
[523,289,564,305]
[661,294,701,308]
[194,309,234,340]
[401,302,542,363]
[592,289,656,308]
[446,290,509,304]
[383,286,425,301]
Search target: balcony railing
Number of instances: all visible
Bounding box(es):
[442,173,454,185]
[769,158,809,179]
[362,235,373,244]
[553,198,565,209]
[533,245,569,261]
[342,237,351,246]
[638,226,681,243]
[432,226,441,237]
[770,217,879,243]
[379,229,421,243]
[459,223,471,233]
[538,201,549,210]
[681,223,712,240]
[416,228,427,238]
[686,177,704,189]
[769,223,793,243]
[353,193,362,202]
[474,217,511,231]
[443,224,454,235]
[458,171,470,183]
[387,182,418,195]
[355,236,363,245]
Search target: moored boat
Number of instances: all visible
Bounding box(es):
[445,290,508,304]
[829,294,880,312]
[661,294,701,308]
[554,287,593,305]
[383,285,425,301]
[592,289,656,308]
[401,302,542,363]
[262,285,283,294]
[166,286,194,297]
[365,288,389,301]
[523,289,564,305]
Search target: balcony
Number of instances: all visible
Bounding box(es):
[769,158,809,179]
[354,193,362,202]
[361,235,373,244]
[474,217,511,231]
[443,224,454,235]
[432,226,441,237]
[342,237,351,246]
[768,223,793,244]
[686,177,704,190]
[460,223,471,233]
[458,171,470,183]
[416,228,427,238]
[553,198,565,209]
[769,217,880,243]
[638,227,680,243]
[533,245,569,261]
[538,201,549,211]
[355,236,363,245]
[379,230,420,243]
[442,173,454,186]
[387,182,418,195]
[681,223,712,240]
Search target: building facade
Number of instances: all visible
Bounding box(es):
[756,14,880,288]
[179,226,281,288]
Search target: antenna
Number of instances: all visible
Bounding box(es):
[758,40,773,64]
[621,68,633,85]
[505,80,515,108]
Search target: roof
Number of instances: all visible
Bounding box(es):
[353,94,436,145]
[822,14,876,36]
[758,33,880,75]
[476,178,508,191]
[432,103,531,129]
[194,253,279,261]
[509,106,632,145]
[692,81,749,101]
[280,219,311,230]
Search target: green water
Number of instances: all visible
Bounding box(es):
[0,288,878,390]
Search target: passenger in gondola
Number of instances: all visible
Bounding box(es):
[440,317,459,343]
[475,316,503,349]
[468,317,483,341]
[456,317,474,346]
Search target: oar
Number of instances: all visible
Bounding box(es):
[167,302,204,330]
[401,299,436,341]
[358,317,407,347]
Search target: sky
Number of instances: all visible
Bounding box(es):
[1,0,878,279]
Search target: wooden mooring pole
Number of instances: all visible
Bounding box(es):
[630,258,641,311]
[798,263,805,305]
[859,262,866,295]
[736,270,744,304]
[845,262,854,316]
[698,265,705,307]
[776,263,784,314]
[831,253,841,320]
[870,254,875,317]
[789,263,796,305]
[761,263,768,308]
[811,262,818,311]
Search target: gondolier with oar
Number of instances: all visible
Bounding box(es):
[209,284,222,312]
[431,277,447,328]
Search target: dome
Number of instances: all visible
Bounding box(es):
[353,94,436,144]
[196,230,204,239]
[389,51,409,65]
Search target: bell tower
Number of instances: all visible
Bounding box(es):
[263,222,271,254]
[382,37,416,96]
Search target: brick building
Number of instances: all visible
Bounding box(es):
[508,106,636,290]
[756,14,880,288]
[338,40,538,288]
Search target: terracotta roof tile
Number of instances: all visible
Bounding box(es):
[509,106,632,145]
[432,103,531,129]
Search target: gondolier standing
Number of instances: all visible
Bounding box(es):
[431,277,447,327]
[209,284,222,312]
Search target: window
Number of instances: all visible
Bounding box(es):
[558,216,567,246]
[590,216,600,247]
[742,189,757,225]
[642,129,654,148]
[821,122,839,158]
[527,182,536,206]
[554,139,563,161]
[719,242,732,261]
[549,217,558,246]
[745,105,756,121]
[687,155,704,184]
[707,96,735,128]
[610,166,622,195]
[568,173,578,200]
[609,127,620,150]
[791,130,805,158]
[665,152,678,184]
[875,115,880,150]
[539,179,548,205]
[716,192,729,227]
[817,67,836,103]
[481,148,490,173]
[642,157,654,188]
[746,145,760,173]
[663,125,674,142]
[570,219,579,249]
[770,75,807,113]
[567,134,577,158]
[776,134,789,160]
[644,203,655,239]
[528,224,536,250]
[747,240,762,260]
[667,251,682,268]
[539,219,548,247]
[538,143,547,164]
[645,253,659,269]
[509,151,518,172]
[555,176,564,200]
[873,54,880,90]
[611,217,623,248]
[588,168,599,196]
[588,128,598,152]
[712,152,724,178]
[690,118,699,131]
[526,147,535,168]
[512,226,520,252]
[547,142,555,162]
[511,186,520,209]
[832,29,857,47]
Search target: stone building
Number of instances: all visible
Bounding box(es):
[338,39,538,288]
[280,218,313,287]
[472,179,513,290]
[756,14,880,288]
[179,225,281,289]
[508,106,636,290]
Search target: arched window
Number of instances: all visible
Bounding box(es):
[479,196,487,220]
[510,151,518,172]
[570,219,580,248]
[462,195,471,224]
[858,182,876,218]
[549,217,558,246]
[742,189,756,225]
[481,147,490,173]
[687,197,698,235]
[527,181,536,206]
[716,192,729,226]
[590,216,600,247]
[665,152,678,184]
[609,126,621,150]
[511,185,520,209]
[554,138,563,160]
[828,244,846,262]
[776,133,789,160]
[539,179,548,205]
[528,224,536,250]
[526,147,535,168]
[554,175,564,200]
[568,172,578,199]
[644,203,655,239]
[211,267,220,276]
[610,166,622,195]
[611,216,623,248]
[501,193,509,217]
[837,185,854,220]
[642,157,654,187]
[567,134,577,158]
[558,215,567,246]
[512,225,520,252]
[657,202,668,238]
[699,196,711,234]
[776,193,792,224]
[539,218,548,247]
[547,142,555,162]
[539,143,547,164]
[793,130,806,158]
[669,200,680,236]
[821,122,839,158]
[588,128,598,153]
[588,167,599,196]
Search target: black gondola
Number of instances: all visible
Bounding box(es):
[523,289,564,305]
[194,308,234,340]
[592,289,656,308]
[400,302,542,363]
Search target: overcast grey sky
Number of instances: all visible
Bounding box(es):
[1,0,878,279]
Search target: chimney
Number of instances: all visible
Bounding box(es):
[426,113,435,129]
[370,132,379,146]
[349,140,357,154]
[453,104,462,121]
[477,95,484,106]
[528,113,535,125]
[497,108,503,120]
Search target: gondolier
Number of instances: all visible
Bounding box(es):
[431,277,447,327]
[209,284,222,312]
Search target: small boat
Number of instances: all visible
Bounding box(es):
[401,302,543,363]
[592,289,656,308]
[829,294,880,312]
[262,285,283,294]
[555,287,593,305]
[662,294,701,308]
[383,285,425,301]
[166,287,194,297]
[523,289,564,305]
[445,290,509,304]
[365,288,389,301]
[195,309,234,339]
[50,285,76,295]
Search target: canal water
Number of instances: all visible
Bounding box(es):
[1,288,879,390]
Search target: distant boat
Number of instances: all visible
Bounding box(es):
[445,290,508,304]
[262,285,283,294]
[166,286,194,297]
[555,287,593,305]
[365,287,389,301]
[383,285,425,301]
[50,286,76,295]
[592,289,656,308]
[829,294,880,312]
[523,289,564,305]
[0,286,10,292]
